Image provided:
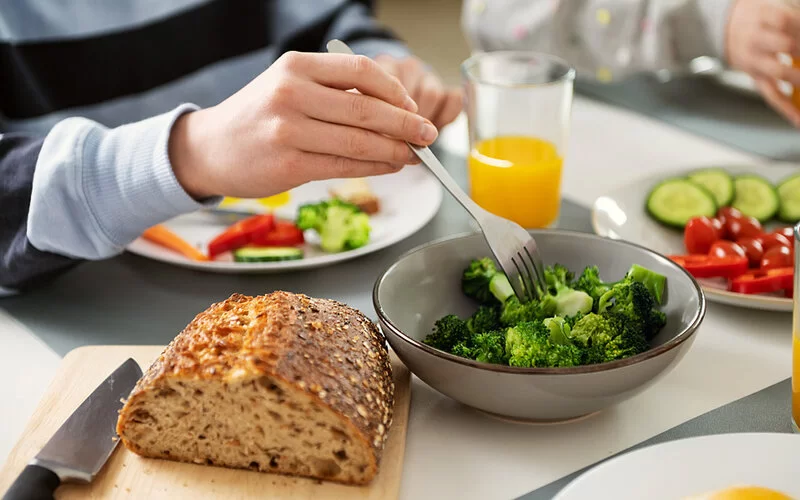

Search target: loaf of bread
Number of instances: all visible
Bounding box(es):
[116,292,394,485]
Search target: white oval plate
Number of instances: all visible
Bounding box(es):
[555,433,800,500]
[592,163,799,312]
[126,166,442,273]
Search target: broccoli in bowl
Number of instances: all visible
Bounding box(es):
[423,258,668,368]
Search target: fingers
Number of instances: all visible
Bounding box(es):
[296,151,406,181]
[762,4,800,35]
[279,51,416,112]
[415,72,446,122]
[432,89,464,129]
[288,117,421,166]
[300,86,438,145]
[752,53,800,87]
[754,77,800,127]
[755,31,800,58]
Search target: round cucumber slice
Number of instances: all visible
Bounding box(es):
[687,168,735,207]
[233,247,304,262]
[731,174,779,222]
[777,173,800,223]
[646,178,717,228]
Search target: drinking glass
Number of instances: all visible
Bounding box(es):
[461,51,575,229]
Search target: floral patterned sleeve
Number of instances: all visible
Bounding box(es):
[461,0,734,82]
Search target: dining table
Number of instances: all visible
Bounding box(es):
[2,73,799,500]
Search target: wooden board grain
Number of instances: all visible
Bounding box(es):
[0,345,411,500]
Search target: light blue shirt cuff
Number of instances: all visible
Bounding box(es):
[27,103,221,260]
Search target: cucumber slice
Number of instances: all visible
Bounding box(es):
[233,247,304,262]
[731,174,779,222]
[646,178,717,228]
[687,168,735,207]
[777,173,800,222]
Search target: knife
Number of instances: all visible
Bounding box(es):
[3,358,142,500]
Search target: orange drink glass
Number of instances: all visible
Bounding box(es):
[461,51,575,229]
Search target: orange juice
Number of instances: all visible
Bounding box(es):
[793,332,800,431]
[468,135,563,228]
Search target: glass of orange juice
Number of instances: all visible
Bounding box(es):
[794,222,800,432]
[461,51,575,229]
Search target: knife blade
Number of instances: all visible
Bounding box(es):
[3,358,142,500]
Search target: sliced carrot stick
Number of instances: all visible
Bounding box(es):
[141,225,209,262]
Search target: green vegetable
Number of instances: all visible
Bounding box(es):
[423,259,668,368]
[687,168,735,207]
[461,258,515,304]
[232,247,304,262]
[646,178,717,228]
[730,174,779,222]
[296,199,371,252]
[777,173,800,223]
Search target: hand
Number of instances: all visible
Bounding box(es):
[169,51,439,200]
[726,0,800,127]
[375,54,463,130]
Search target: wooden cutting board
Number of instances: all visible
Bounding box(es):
[0,345,411,499]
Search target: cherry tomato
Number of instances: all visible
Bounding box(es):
[773,226,795,241]
[717,206,744,228]
[709,217,725,239]
[684,217,720,254]
[725,215,763,240]
[736,237,764,268]
[761,245,793,270]
[757,233,791,252]
[708,241,746,260]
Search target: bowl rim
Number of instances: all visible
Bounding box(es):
[372,229,707,375]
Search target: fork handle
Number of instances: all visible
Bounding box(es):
[406,143,487,224]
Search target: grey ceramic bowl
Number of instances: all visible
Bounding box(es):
[373,230,706,423]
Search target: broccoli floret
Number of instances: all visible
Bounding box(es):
[569,312,615,347]
[295,200,371,252]
[598,281,666,340]
[543,265,593,318]
[626,264,666,304]
[499,296,557,326]
[462,258,515,304]
[471,331,507,364]
[423,315,470,352]
[466,305,501,335]
[583,312,650,364]
[504,321,582,368]
[573,265,614,307]
[543,316,571,345]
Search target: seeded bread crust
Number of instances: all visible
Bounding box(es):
[116,291,394,482]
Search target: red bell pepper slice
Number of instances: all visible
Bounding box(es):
[250,221,305,247]
[208,214,275,258]
[729,267,794,295]
[668,254,749,279]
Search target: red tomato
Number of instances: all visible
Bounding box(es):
[709,217,725,239]
[761,246,793,270]
[716,207,744,228]
[736,237,764,268]
[684,217,720,254]
[725,215,763,240]
[250,221,305,247]
[708,241,746,260]
[757,233,791,252]
[773,226,795,241]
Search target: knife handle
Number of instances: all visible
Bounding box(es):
[3,464,60,500]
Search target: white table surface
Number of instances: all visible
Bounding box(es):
[1,96,793,500]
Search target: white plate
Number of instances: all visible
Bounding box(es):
[592,163,798,312]
[126,166,442,273]
[555,433,800,500]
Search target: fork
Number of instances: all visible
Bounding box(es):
[326,39,548,302]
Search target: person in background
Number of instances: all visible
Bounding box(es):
[462,0,800,126]
[0,0,462,293]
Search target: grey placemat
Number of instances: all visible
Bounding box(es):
[577,76,800,162]
[518,378,794,500]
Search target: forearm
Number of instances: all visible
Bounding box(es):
[462,0,734,81]
[2,104,220,292]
